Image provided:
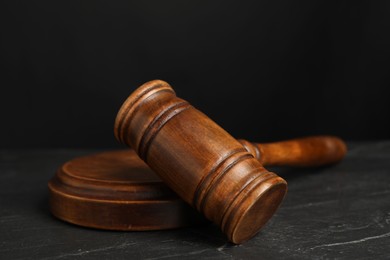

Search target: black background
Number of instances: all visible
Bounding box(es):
[1,0,390,148]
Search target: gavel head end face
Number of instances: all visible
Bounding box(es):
[228,177,287,244]
[114,79,175,147]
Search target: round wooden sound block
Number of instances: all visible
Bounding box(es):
[48,150,205,231]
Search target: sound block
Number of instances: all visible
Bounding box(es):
[48,150,205,231]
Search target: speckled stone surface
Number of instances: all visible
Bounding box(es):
[1,142,390,259]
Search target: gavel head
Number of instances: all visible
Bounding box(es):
[114,80,287,244]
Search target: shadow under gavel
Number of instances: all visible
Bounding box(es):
[239,136,347,167]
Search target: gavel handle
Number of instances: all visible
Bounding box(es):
[239,136,347,167]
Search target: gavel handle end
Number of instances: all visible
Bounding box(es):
[239,136,347,167]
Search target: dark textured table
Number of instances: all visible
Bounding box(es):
[1,142,390,259]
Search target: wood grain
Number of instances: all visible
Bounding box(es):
[240,136,347,167]
[48,134,346,232]
[114,80,287,244]
[48,150,205,231]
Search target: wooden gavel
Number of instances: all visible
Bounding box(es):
[114,80,346,244]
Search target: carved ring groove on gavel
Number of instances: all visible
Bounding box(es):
[115,80,288,244]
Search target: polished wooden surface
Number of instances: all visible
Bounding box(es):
[114,80,287,244]
[48,150,204,231]
[48,134,345,232]
[240,136,347,167]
